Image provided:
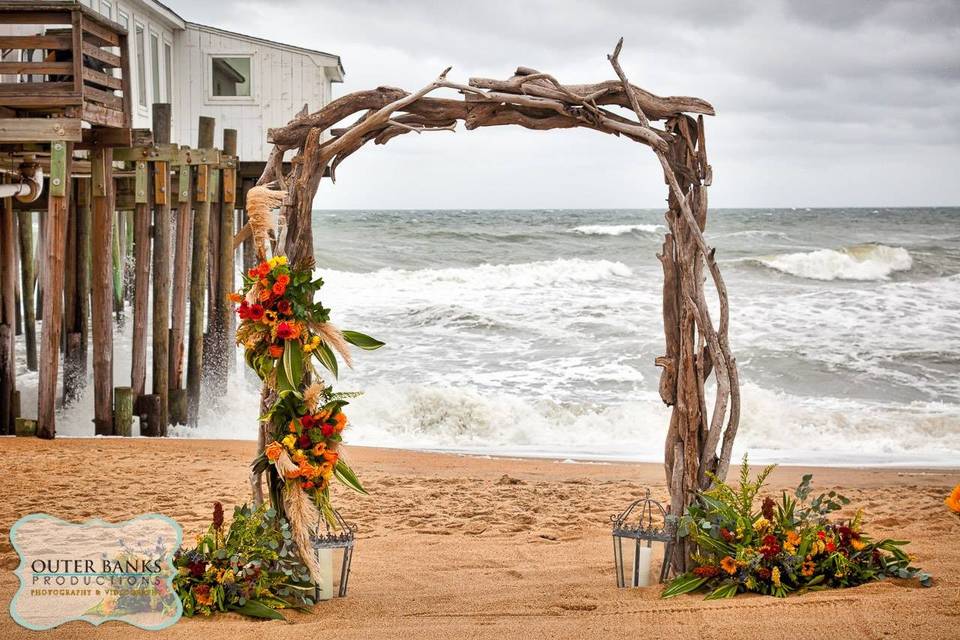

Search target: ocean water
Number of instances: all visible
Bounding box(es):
[24,207,960,467]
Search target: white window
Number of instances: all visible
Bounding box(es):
[163,41,172,102]
[150,32,161,101]
[99,0,112,19]
[135,23,146,107]
[210,56,251,98]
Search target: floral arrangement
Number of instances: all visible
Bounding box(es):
[662,457,931,599]
[174,502,314,620]
[231,235,382,586]
[947,484,960,516]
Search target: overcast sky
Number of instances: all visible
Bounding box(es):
[166,0,959,209]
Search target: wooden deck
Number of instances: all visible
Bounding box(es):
[0,1,131,139]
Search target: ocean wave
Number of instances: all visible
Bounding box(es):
[568,224,664,236]
[325,258,634,291]
[339,382,960,465]
[750,244,912,281]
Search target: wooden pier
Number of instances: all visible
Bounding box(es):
[0,1,255,438]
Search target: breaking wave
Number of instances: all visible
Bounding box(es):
[568,224,664,236]
[752,244,912,281]
[324,258,634,291]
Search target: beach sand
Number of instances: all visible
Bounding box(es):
[0,438,957,639]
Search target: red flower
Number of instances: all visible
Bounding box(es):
[237,301,250,319]
[817,531,826,540]
[247,268,258,278]
[248,304,265,321]
[321,423,334,437]
[277,299,292,315]
[276,321,295,340]
[825,541,837,553]
[756,567,772,580]
[268,344,284,358]
[693,565,719,578]
[761,497,775,520]
[302,480,314,489]
[297,434,312,449]
[301,414,315,429]
[760,534,781,558]
[272,281,286,296]
[256,262,270,276]
[720,527,734,542]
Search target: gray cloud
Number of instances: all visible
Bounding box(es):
[165,0,960,207]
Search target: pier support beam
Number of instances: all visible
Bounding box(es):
[91,147,114,436]
[186,116,215,428]
[37,141,72,439]
[148,103,172,436]
[1,189,17,434]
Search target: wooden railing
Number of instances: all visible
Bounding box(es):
[0,1,131,129]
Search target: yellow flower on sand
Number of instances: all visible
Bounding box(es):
[946,484,960,515]
[771,567,781,587]
[720,556,737,575]
[753,517,770,533]
[267,255,288,269]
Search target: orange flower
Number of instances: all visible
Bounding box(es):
[193,584,213,606]
[332,412,347,433]
[259,278,269,287]
[720,556,737,575]
[265,441,284,462]
[276,274,290,286]
[302,480,314,489]
[258,288,271,302]
[322,450,339,465]
[312,442,326,457]
[272,281,286,296]
[946,484,960,514]
[288,420,298,433]
[227,292,243,303]
[268,344,283,358]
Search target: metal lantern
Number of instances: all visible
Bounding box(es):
[611,490,675,587]
[311,509,355,599]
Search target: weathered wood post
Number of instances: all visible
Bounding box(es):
[168,156,192,426]
[15,210,37,371]
[0,187,17,434]
[207,128,238,393]
[91,147,115,436]
[62,180,83,403]
[130,158,152,403]
[36,141,73,439]
[186,116,215,428]
[113,386,133,437]
[148,103,173,436]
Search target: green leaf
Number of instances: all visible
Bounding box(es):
[661,574,708,599]
[334,459,368,495]
[342,330,385,351]
[280,340,303,392]
[315,341,339,378]
[704,583,738,600]
[231,599,287,620]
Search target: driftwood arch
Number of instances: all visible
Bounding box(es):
[248,40,739,572]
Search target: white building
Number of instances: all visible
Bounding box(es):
[77,0,344,160]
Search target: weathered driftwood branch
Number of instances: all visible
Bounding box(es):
[248,39,738,574]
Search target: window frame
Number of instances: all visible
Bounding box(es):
[163,39,173,105]
[149,29,161,102]
[206,53,255,104]
[134,21,147,110]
